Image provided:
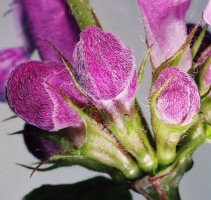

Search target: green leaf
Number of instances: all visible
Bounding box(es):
[23,176,132,200]
[67,0,102,30]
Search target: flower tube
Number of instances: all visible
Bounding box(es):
[204,0,211,25]
[137,0,192,71]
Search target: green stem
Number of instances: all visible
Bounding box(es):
[132,122,205,200]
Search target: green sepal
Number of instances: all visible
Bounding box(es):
[150,79,199,165]
[191,24,208,60]
[137,48,151,86]
[152,20,201,84]
[45,83,141,180]
[67,0,102,30]
[204,122,211,141]
[197,56,211,96]
[201,95,211,124]
[108,102,157,173]
[47,40,88,97]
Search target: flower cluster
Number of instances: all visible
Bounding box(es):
[0,0,211,199]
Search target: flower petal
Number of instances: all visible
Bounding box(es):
[204,0,211,25]
[151,67,200,125]
[137,0,192,71]
[0,47,27,101]
[73,26,136,111]
[12,0,35,54]
[6,61,87,131]
[22,0,80,64]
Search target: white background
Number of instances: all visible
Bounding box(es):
[0,0,211,199]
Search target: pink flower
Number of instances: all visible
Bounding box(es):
[6,61,87,131]
[137,0,192,71]
[73,26,137,120]
[204,0,211,25]
[0,0,80,101]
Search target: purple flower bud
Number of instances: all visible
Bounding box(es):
[21,0,80,64]
[137,0,192,71]
[73,26,137,114]
[204,0,211,25]
[0,47,27,101]
[151,67,200,125]
[23,124,61,161]
[6,61,87,131]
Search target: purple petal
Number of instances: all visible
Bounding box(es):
[12,0,35,54]
[151,67,200,125]
[0,47,27,101]
[22,0,80,64]
[204,0,211,25]
[6,61,87,131]
[137,0,192,71]
[73,26,136,110]
[23,124,61,161]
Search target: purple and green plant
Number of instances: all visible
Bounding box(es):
[1,0,211,199]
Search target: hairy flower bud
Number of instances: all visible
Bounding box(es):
[151,67,200,125]
[73,26,137,117]
[150,67,200,165]
[137,0,192,71]
[6,61,87,131]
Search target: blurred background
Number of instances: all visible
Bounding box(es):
[0,0,210,199]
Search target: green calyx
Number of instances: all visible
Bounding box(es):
[108,104,157,173]
[80,120,142,180]
[201,95,211,124]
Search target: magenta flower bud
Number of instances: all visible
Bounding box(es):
[22,0,80,64]
[23,124,61,161]
[137,0,192,71]
[0,47,27,101]
[204,0,211,25]
[73,26,137,114]
[151,67,200,125]
[6,61,88,131]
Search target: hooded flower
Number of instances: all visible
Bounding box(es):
[6,61,88,131]
[151,67,200,125]
[0,0,80,101]
[73,26,137,117]
[204,0,211,25]
[137,0,192,71]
